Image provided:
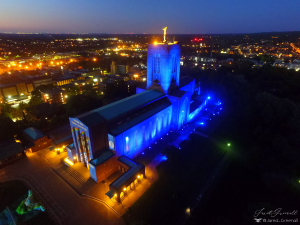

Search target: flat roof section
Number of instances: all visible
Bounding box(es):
[89,150,115,167]
[0,143,24,160]
[110,163,144,190]
[118,155,138,168]
[77,112,106,127]
[109,102,171,137]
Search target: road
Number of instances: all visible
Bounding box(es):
[0,151,125,225]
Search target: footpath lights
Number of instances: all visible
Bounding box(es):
[207,96,211,100]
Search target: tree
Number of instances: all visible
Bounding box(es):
[28,95,43,107]
[0,103,12,118]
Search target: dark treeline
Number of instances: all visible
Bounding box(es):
[190,63,300,191]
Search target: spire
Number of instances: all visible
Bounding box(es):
[162,27,167,43]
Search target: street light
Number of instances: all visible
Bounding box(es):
[227,143,231,147]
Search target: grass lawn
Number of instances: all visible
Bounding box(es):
[0,180,55,225]
[186,161,300,225]
[123,133,224,225]
[0,180,28,212]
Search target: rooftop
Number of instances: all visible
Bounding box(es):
[169,89,186,98]
[23,127,45,141]
[0,143,24,160]
[109,101,171,136]
[190,99,204,113]
[41,88,65,95]
[109,156,144,190]
[53,134,73,146]
[89,150,115,167]
[76,89,165,124]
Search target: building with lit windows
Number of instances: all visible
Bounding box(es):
[67,29,209,202]
[41,88,67,104]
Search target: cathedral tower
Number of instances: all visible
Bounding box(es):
[146,28,180,94]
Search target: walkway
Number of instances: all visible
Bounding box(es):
[0,152,125,225]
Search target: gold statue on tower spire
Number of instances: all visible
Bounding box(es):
[162,27,167,43]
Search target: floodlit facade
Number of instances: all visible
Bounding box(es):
[67,29,209,202]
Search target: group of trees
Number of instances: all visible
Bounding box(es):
[196,63,300,191]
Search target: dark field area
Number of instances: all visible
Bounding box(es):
[124,133,224,225]
[186,161,300,225]
[0,180,55,225]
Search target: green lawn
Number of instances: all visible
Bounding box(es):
[124,133,224,225]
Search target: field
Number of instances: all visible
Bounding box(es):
[124,133,224,225]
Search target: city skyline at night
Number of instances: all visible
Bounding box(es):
[0,0,299,34]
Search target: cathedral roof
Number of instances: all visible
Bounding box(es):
[76,89,165,127]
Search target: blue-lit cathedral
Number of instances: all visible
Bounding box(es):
[67,28,209,202]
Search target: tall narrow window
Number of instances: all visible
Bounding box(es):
[172,55,175,73]
[154,54,157,73]
[135,131,138,150]
[126,136,129,155]
[142,126,145,141]
[157,55,160,73]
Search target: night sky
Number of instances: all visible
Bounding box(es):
[0,0,299,34]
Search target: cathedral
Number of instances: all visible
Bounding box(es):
[67,28,209,202]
